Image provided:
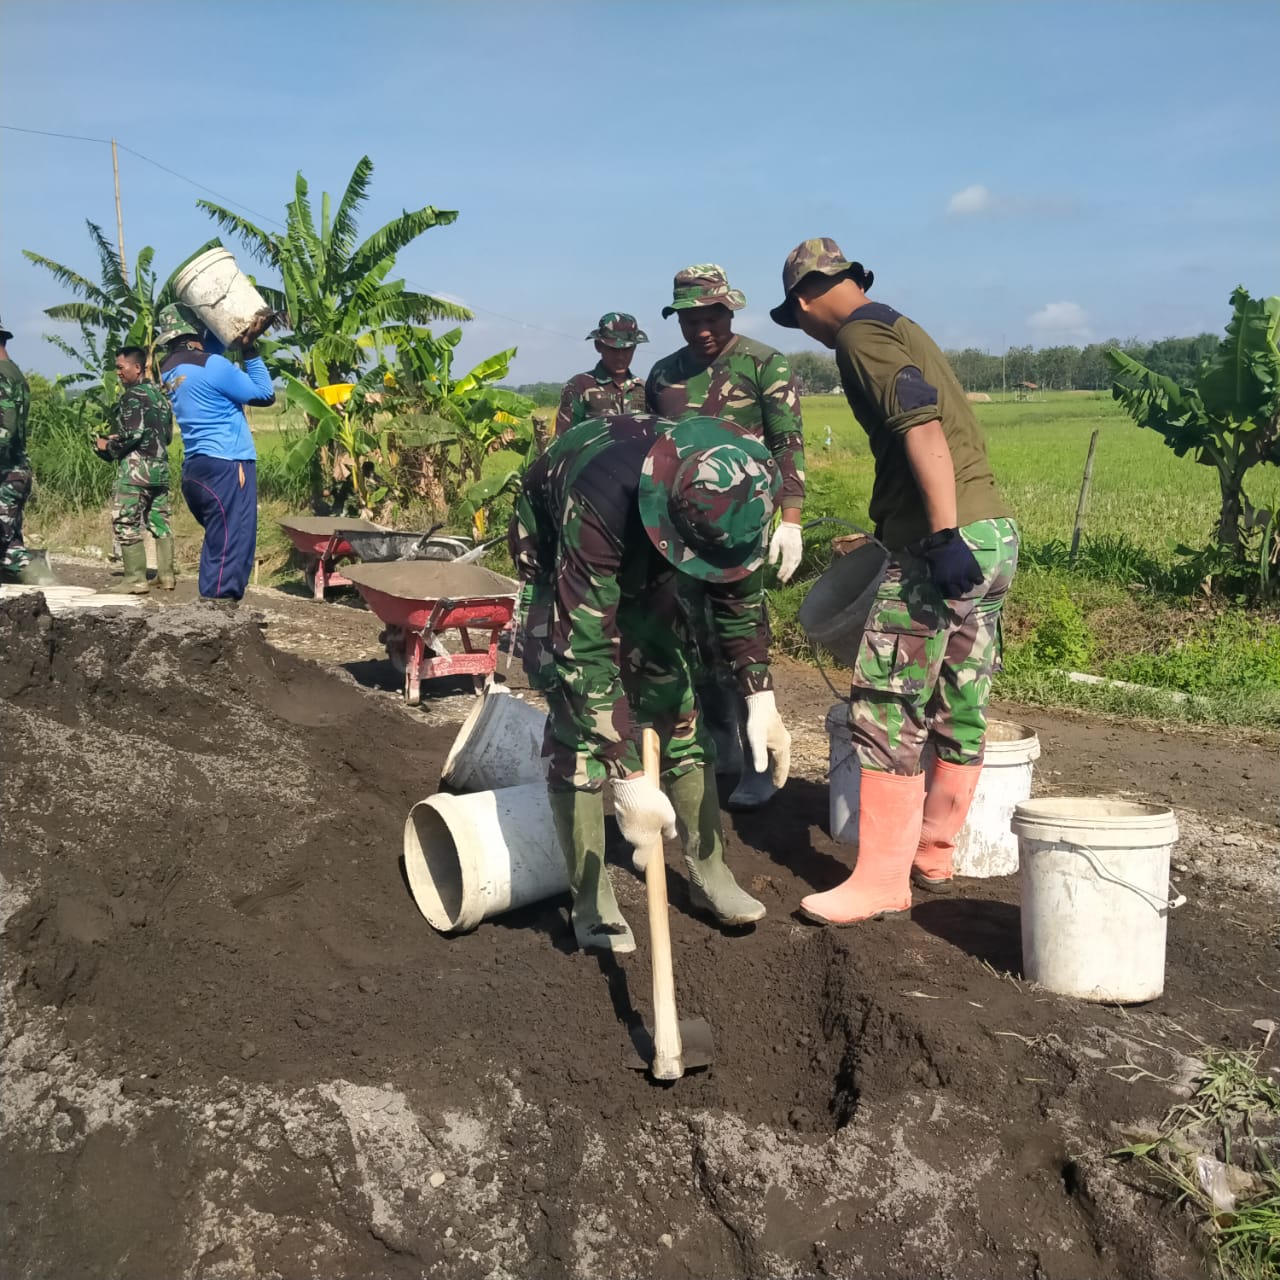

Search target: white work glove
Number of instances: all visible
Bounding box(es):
[612,775,677,862]
[744,690,791,788]
[768,521,804,583]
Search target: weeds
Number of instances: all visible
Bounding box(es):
[1111,1041,1280,1280]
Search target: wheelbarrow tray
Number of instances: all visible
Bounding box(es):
[342,528,477,564]
[278,516,384,601]
[343,560,518,704]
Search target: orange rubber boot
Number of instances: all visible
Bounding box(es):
[911,760,983,894]
[799,769,925,925]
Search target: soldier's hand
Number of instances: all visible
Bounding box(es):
[768,520,804,583]
[745,690,791,787]
[917,528,984,599]
[611,774,677,851]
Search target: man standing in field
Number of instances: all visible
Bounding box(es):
[95,346,176,594]
[156,304,273,602]
[771,238,1018,924]
[646,264,806,806]
[0,318,57,586]
[555,312,649,435]
[508,413,791,953]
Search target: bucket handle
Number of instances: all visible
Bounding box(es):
[1063,840,1187,914]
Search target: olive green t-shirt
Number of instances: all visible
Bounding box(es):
[834,302,1009,549]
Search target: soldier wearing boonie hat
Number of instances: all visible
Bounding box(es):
[645,263,807,809]
[771,237,1018,927]
[507,413,792,955]
[554,312,649,436]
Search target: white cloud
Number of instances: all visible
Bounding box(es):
[947,184,996,216]
[1028,302,1092,342]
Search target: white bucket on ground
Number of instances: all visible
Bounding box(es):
[441,685,548,792]
[404,783,567,933]
[1012,797,1183,1003]
[172,247,272,347]
[936,721,1040,877]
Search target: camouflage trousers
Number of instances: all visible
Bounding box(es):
[847,517,1020,773]
[0,461,33,573]
[111,473,172,546]
[544,590,711,794]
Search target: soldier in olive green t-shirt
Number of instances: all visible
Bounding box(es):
[770,237,1020,926]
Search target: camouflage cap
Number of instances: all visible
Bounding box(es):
[660,264,747,319]
[587,312,648,348]
[769,237,874,328]
[154,303,200,346]
[639,416,779,583]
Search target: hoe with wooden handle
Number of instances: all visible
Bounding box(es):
[626,727,715,1079]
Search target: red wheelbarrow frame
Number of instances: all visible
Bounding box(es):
[352,584,516,704]
[278,527,361,601]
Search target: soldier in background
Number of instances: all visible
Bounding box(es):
[508,413,790,953]
[94,346,177,593]
[555,312,648,435]
[0,318,58,586]
[646,264,807,807]
[771,237,1018,925]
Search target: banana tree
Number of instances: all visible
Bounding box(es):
[1108,288,1280,587]
[199,157,472,387]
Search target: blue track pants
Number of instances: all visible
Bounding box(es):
[181,455,257,600]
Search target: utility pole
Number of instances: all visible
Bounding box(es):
[111,138,127,283]
[1001,333,1006,401]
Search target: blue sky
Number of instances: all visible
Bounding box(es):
[2,0,1276,384]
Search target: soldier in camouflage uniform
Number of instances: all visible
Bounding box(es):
[555,313,649,435]
[508,413,791,953]
[771,237,1019,924]
[0,318,57,585]
[95,346,176,593]
[646,265,808,808]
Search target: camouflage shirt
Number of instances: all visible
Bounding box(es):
[554,362,647,435]
[0,357,31,471]
[508,414,772,779]
[645,334,806,510]
[104,381,173,485]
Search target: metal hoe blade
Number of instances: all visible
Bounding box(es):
[624,1018,716,1073]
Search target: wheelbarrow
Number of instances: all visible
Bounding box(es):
[278,516,383,601]
[341,528,474,564]
[343,561,519,705]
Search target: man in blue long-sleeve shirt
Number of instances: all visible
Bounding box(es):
[156,304,275,600]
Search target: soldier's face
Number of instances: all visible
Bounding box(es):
[595,341,635,376]
[115,355,144,385]
[678,305,734,360]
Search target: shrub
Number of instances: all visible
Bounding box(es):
[1029,594,1094,670]
[1104,613,1280,694]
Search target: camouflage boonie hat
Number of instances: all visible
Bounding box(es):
[587,312,648,348]
[0,315,12,341]
[660,264,747,319]
[769,237,874,328]
[154,303,200,346]
[639,416,779,583]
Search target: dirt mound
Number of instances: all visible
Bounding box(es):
[2,597,1272,1279]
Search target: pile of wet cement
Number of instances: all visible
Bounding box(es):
[0,597,1230,1279]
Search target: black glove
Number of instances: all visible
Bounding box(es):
[916,528,983,599]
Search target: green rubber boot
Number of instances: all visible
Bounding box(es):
[549,789,636,954]
[667,765,766,926]
[154,536,176,590]
[120,543,150,594]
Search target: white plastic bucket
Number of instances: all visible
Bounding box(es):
[798,540,890,668]
[934,721,1040,877]
[441,686,548,792]
[826,703,859,843]
[403,784,567,933]
[1012,798,1184,1003]
[172,248,272,347]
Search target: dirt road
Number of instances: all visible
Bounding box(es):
[2,564,1276,1279]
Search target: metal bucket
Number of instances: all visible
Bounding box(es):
[797,539,890,668]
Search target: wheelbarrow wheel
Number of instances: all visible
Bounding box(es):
[382,627,448,675]
[302,564,318,598]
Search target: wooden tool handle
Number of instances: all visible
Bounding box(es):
[642,727,683,1080]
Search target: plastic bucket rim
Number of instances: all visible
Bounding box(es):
[172,246,236,293]
[403,797,476,932]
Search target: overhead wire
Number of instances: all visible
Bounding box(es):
[1,122,581,344]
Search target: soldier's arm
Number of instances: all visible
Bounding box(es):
[508,481,559,690]
[0,372,19,453]
[705,570,773,696]
[758,351,806,514]
[104,389,146,459]
[551,495,642,778]
[553,379,579,437]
